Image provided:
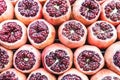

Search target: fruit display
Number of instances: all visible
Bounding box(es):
[0,0,120,79]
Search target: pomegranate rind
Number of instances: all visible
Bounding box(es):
[0,20,27,49]
[58,20,87,48]
[73,0,101,26]
[100,0,120,26]
[15,0,42,25]
[0,68,26,80]
[42,0,71,25]
[27,68,56,80]
[27,19,56,49]
[74,45,105,75]
[10,0,19,6]
[88,21,117,49]
[116,24,120,40]
[58,68,89,80]
[0,46,13,72]
[91,69,120,80]
[0,0,14,22]
[13,44,41,73]
[42,43,73,75]
[104,41,120,75]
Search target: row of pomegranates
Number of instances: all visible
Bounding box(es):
[0,41,120,80]
[1,0,120,26]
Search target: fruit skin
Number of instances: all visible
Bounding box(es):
[10,0,19,6]
[96,0,106,5]
[104,41,120,75]
[91,69,120,80]
[0,20,27,49]
[100,0,120,26]
[117,24,120,40]
[13,44,41,73]
[0,68,26,80]
[58,20,87,48]
[87,21,117,49]
[58,68,89,80]
[0,0,14,22]
[27,19,56,49]
[15,0,42,25]
[72,0,101,26]
[27,68,56,80]
[74,45,105,75]
[42,43,73,75]
[42,0,71,25]
[0,46,13,72]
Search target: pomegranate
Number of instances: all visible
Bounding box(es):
[0,46,13,72]
[39,0,46,4]
[100,0,120,26]
[88,21,117,49]
[104,41,120,75]
[27,68,56,80]
[58,68,89,80]
[0,20,27,49]
[9,0,19,6]
[116,24,120,40]
[96,0,106,5]
[74,45,105,75]
[27,19,56,49]
[15,0,42,25]
[58,20,87,48]
[13,44,41,73]
[0,68,26,80]
[72,0,101,26]
[42,43,73,75]
[42,0,71,25]
[0,0,14,22]
[91,69,120,80]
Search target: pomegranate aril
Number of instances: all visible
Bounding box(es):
[0,0,7,15]
[29,21,49,43]
[0,22,22,43]
[61,74,82,80]
[77,50,101,71]
[0,48,9,69]
[113,51,120,68]
[15,50,36,70]
[46,0,68,17]
[29,73,48,80]
[18,0,39,17]
[0,71,18,80]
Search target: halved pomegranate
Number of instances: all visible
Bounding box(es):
[91,69,120,80]
[72,0,101,26]
[104,41,120,75]
[58,68,89,80]
[27,19,56,49]
[96,0,106,5]
[42,43,73,75]
[0,46,13,72]
[27,68,56,80]
[0,0,14,22]
[74,45,105,75]
[0,20,27,49]
[9,0,18,6]
[58,20,87,48]
[100,0,120,26]
[15,0,42,25]
[0,68,26,80]
[88,21,117,49]
[42,0,71,25]
[13,44,41,73]
[116,24,120,40]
